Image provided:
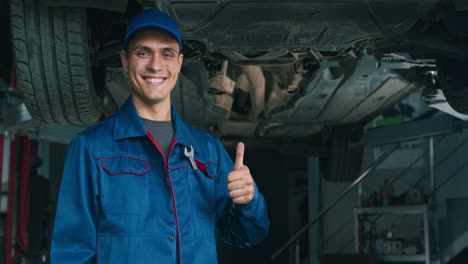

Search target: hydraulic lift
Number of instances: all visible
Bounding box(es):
[1,64,49,264]
[1,135,34,264]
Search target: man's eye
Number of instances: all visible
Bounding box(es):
[164,53,175,59]
[137,51,150,57]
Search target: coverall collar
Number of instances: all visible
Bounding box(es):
[113,96,200,152]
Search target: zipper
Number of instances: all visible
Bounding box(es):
[146,131,181,264]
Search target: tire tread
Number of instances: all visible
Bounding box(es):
[10,0,100,125]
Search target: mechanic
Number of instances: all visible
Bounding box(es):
[50,8,269,263]
[232,65,266,121]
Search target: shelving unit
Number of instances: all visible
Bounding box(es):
[354,205,430,264]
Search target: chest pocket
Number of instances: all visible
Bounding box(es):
[186,160,218,218]
[100,156,150,215]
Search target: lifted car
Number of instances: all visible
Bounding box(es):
[2,0,468,180]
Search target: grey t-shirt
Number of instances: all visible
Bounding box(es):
[141,118,174,158]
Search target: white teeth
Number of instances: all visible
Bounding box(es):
[145,77,164,83]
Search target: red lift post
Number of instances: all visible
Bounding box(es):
[2,135,35,264]
[2,60,34,264]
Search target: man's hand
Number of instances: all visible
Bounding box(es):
[227,142,255,204]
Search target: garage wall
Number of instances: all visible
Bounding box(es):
[432,131,468,216]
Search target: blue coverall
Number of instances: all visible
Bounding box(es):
[50,97,270,263]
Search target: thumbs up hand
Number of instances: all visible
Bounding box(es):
[227,142,255,205]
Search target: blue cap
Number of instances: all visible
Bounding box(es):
[123,9,182,51]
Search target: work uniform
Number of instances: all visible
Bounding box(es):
[51,98,270,263]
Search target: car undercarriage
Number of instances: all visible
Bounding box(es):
[2,0,468,180]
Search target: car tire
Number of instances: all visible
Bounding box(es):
[437,57,468,115]
[321,125,364,182]
[10,0,100,125]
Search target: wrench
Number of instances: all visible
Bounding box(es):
[184,145,198,170]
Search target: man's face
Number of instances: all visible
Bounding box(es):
[121,28,183,108]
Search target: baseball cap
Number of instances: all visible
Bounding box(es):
[123,9,182,51]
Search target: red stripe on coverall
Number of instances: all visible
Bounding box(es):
[146,131,182,264]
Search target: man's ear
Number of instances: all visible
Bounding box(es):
[120,50,129,72]
[178,53,184,68]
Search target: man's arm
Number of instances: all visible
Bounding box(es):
[50,135,100,263]
[215,140,270,247]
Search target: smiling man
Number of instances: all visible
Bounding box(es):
[122,28,182,116]
[50,8,269,264]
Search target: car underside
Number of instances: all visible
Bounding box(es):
[2,0,468,180]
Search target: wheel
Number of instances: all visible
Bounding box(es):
[10,0,101,125]
[437,57,468,114]
[321,125,364,181]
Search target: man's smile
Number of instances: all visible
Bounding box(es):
[143,76,166,84]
